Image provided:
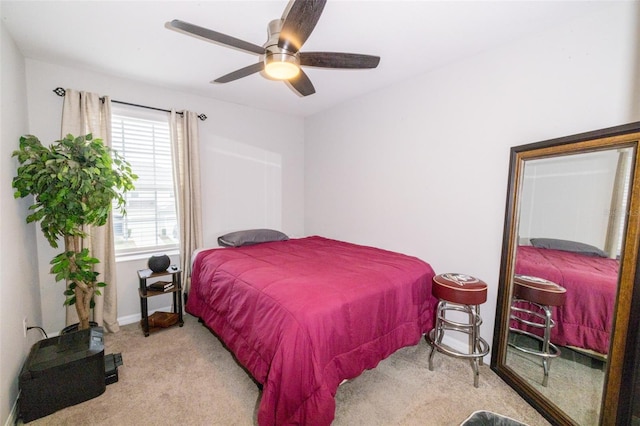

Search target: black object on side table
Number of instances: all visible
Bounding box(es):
[138,266,184,337]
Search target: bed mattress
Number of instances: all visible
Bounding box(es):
[186,236,437,425]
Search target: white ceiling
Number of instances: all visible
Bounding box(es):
[1,1,609,117]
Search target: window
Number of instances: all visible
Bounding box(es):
[615,150,633,256]
[111,105,179,256]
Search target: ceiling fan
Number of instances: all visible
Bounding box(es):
[167,0,380,97]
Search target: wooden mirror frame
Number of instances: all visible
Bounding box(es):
[491,122,640,426]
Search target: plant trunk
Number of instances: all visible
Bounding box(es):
[64,234,93,330]
[75,286,94,330]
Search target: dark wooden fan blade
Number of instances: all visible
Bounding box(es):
[168,20,265,55]
[212,62,265,83]
[300,52,381,69]
[278,0,327,53]
[285,69,316,97]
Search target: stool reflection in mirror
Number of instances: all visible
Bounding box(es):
[508,275,567,387]
[427,273,490,387]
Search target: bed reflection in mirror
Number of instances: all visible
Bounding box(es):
[505,148,633,425]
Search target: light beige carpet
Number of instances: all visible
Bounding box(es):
[506,345,604,425]
[26,314,550,425]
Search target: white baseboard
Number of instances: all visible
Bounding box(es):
[118,305,173,327]
[118,312,142,326]
[46,306,173,337]
[6,392,19,426]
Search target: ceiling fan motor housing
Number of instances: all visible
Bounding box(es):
[263,19,300,79]
[266,19,283,48]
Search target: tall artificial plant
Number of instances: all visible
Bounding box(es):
[12,134,137,330]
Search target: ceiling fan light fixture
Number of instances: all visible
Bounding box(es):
[170,0,379,97]
[264,52,300,80]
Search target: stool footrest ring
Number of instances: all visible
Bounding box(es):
[508,327,560,387]
[427,329,490,360]
[508,328,561,359]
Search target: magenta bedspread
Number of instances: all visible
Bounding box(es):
[186,236,437,425]
[514,245,619,354]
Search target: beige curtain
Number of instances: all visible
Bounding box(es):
[61,89,120,333]
[605,149,632,258]
[170,110,203,293]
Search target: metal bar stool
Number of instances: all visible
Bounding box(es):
[427,273,490,387]
[508,274,567,387]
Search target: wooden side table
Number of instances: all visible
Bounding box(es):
[137,267,184,337]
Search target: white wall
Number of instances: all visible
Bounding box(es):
[519,151,619,248]
[0,22,43,425]
[23,59,305,335]
[304,3,640,354]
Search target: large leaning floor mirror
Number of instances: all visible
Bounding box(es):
[491,122,640,425]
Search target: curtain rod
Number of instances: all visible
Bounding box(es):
[53,87,207,121]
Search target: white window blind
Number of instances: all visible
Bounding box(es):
[111,105,178,255]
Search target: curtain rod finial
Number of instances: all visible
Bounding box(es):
[53,87,66,97]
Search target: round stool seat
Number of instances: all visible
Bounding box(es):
[513,275,566,306]
[433,273,488,306]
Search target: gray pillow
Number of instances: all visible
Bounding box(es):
[217,229,289,247]
[530,238,607,258]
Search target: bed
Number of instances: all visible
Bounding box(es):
[514,244,620,355]
[186,235,437,425]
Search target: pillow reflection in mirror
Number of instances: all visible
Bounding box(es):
[530,238,607,258]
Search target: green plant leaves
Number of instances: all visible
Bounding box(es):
[13,133,138,312]
[50,248,100,282]
[50,248,104,306]
[12,133,137,247]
